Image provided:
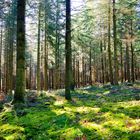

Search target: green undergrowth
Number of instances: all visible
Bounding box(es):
[0,83,140,140]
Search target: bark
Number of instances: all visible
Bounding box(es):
[130,43,134,82]
[113,0,118,85]
[54,1,60,89]
[65,0,72,100]
[44,1,48,90]
[130,19,135,82]
[77,60,80,88]
[108,0,114,84]
[29,54,32,89]
[0,25,2,92]
[89,44,92,85]
[100,40,104,84]
[103,35,107,83]
[13,0,26,103]
[120,42,123,83]
[72,56,76,89]
[9,26,14,93]
[82,56,85,86]
[126,43,131,82]
[37,3,41,94]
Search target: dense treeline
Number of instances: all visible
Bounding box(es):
[0,0,140,102]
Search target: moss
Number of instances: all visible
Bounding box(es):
[129,132,140,140]
[61,127,83,140]
[0,124,25,140]
[0,84,140,139]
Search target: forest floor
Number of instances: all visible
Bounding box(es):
[0,82,140,140]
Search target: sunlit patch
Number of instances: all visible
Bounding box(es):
[0,124,25,139]
[61,127,83,140]
[54,100,65,106]
[118,100,140,107]
[103,119,124,127]
[80,121,101,129]
[125,118,140,131]
[103,90,110,95]
[102,112,113,120]
[64,107,75,112]
[114,113,126,119]
[76,106,100,114]
[79,120,110,137]
[52,109,66,115]
[82,86,92,90]
[0,124,24,132]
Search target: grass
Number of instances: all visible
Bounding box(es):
[0,83,140,140]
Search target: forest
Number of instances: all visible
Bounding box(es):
[0,0,140,139]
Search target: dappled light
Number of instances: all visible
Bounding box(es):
[0,0,140,139]
[0,83,140,139]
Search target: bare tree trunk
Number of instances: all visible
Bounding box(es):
[113,0,118,85]
[13,0,26,103]
[65,0,72,100]
[44,1,48,91]
[29,54,32,89]
[120,42,123,83]
[89,44,92,85]
[77,60,80,88]
[130,19,135,83]
[0,25,2,92]
[108,0,114,85]
[37,3,41,94]
[100,40,104,84]
[126,43,131,82]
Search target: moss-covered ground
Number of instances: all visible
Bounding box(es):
[0,83,140,140]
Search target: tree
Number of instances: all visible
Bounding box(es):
[130,11,135,83]
[44,0,48,91]
[13,0,26,103]
[37,2,41,94]
[54,0,60,89]
[108,0,114,85]
[113,0,118,85]
[0,23,2,92]
[65,0,72,100]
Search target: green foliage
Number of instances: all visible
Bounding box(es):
[0,83,140,140]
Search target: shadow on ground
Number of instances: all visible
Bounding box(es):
[0,83,140,140]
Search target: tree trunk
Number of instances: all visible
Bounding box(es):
[82,56,85,86]
[113,0,118,85]
[44,1,48,91]
[89,44,92,85]
[77,60,80,88]
[65,0,72,100]
[13,0,26,103]
[72,56,76,89]
[9,26,14,94]
[100,40,104,84]
[120,42,123,83]
[37,3,41,94]
[103,35,107,83]
[108,0,114,85]
[29,54,32,89]
[126,43,131,82]
[0,25,2,92]
[54,0,60,90]
[130,19,135,83]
